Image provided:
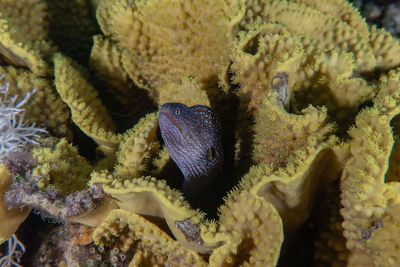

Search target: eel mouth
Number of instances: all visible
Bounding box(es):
[162,111,182,132]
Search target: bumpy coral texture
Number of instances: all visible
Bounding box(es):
[0,0,54,76]
[1,0,400,266]
[339,71,400,266]
[94,209,208,266]
[96,0,244,91]
[54,53,120,155]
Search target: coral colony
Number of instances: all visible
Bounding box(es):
[0,0,400,266]
[0,76,46,266]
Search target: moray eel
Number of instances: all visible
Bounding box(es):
[158,102,223,203]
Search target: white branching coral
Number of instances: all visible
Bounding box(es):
[0,75,47,161]
[0,234,25,267]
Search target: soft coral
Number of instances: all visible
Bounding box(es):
[0,74,47,162]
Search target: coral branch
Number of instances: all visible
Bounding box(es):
[0,234,25,267]
[0,74,47,162]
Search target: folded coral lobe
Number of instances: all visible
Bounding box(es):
[159,102,223,202]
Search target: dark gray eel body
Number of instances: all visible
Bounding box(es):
[158,103,223,202]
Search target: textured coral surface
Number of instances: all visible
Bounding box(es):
[0,0,400,266]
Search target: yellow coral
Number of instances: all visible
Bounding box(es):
[227,20,377,140]
[339,73,400,265]
[92,180,283,266]
[88,92,334,262]
[1,0,399,265]
[89,173,212,252]
[0,0,54,76]
[313,180,349,266]
[129,249,168,267]
[85,1,400,265]
[292,0,369,38]
[68,198,118,228]
[0,0,48,41]
[229,21,376,132]
[292,49,376,130]
[96,0,245,89]
[114,112,160,178]
[89,35,153,111]
[369,26,400,71]
[0,165,30,243]
[210,192,283,266]
[54,53,120,154]
[93,209,207,266]
[32,138,92,195]
[229,23,304,111]
[0,65,71,137]
[238,135,336,238]
[252,91,335,168]
[159,77,211,107]
[240,0,376,72]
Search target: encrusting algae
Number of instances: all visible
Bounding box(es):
[0,0,400,266]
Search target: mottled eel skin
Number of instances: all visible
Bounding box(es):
[158,103,223,202]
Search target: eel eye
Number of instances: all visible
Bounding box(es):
[175,108,181,116]
[207,147,215,161]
